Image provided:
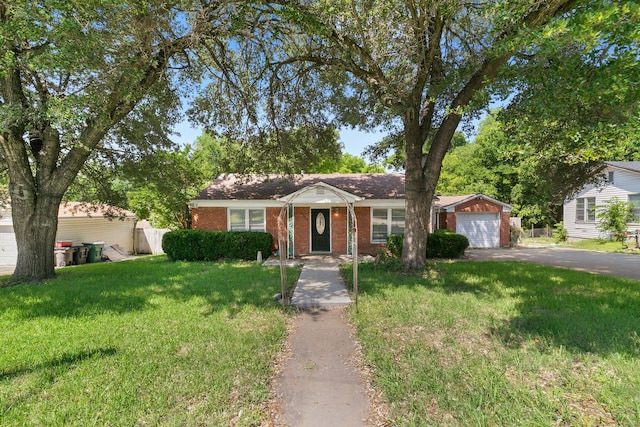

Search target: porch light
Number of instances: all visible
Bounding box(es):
[333,207,339,216]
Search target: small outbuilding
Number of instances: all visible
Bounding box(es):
[0,202,137,266]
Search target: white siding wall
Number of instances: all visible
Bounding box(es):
[56,217,136,253]
[564,167,640,240]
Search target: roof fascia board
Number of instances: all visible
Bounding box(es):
[605,163,640,176]
[437,193,513,210]
[190,200,283,208]
[355,199,405,207]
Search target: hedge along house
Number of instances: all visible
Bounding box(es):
[191,174,512,257]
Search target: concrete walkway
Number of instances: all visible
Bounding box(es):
[290,256,353,307]
[271,256,374,426]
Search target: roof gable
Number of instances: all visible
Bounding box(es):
[277,181,364,204]
[434,193,513,210]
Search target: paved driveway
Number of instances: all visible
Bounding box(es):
[466,247,640,281]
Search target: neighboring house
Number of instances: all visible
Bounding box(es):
[564,161,640,240]
[191,174,512,257]
[0,202,137,265]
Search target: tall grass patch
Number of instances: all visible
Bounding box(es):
[342,261,640,426]
[1,256,299,426]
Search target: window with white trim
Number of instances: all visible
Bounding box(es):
[576,197,596,222]
[371,208,405,243]
[229,208,265,232]
[629,194,640,222]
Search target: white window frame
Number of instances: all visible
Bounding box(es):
[576,197,596,223]
[228,208,266,232]
[371,207,405,243]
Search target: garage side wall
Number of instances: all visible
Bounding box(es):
[56,217,136,253]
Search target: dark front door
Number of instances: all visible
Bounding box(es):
[311,209,331,252]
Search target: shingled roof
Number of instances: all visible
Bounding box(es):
[606,161,640,174]
[194,174,406,201]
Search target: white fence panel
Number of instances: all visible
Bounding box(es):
[135,228,170,254]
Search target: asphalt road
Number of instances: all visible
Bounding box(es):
[466,247,640,281]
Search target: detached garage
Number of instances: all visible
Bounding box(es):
[0,203,137,266]
[432,194,512,248]
[0,223,18,265]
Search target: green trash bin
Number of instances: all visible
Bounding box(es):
[83,242,105,263]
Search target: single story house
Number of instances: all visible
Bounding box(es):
[0,202,137,265]
[563,161,640,240]
[191,174,512,257]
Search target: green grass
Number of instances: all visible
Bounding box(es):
[0,256,299,426]
[342,261,640,426]
[563,238,638,253]
[521,236,639,253]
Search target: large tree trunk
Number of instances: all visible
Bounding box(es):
[402,110,430,270]
[3,125,69,282]
[402,106,463,270]
[11,191,62,282]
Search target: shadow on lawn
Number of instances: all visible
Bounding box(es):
[350,261,640,357]
[0,257,294,320]
[0,348,117,381]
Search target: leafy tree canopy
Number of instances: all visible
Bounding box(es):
[0,0,240,281]
[191,0,616,269]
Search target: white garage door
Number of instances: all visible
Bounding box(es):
[0,225,18,265]
[456,212,500,248]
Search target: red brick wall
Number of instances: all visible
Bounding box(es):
[455,199,502,213]
[192,205,392,256]
[192,207,226,231]
[445,212,456,232]
[332,207,348,254]
[193,202,512,253]
[294,207,310,255]
[266,207,280,253]
[354,206,386,255]
[437,212,448,230]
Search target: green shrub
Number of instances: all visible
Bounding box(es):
[426,229,469,258]
[386,234,404,258]
[552,222,568,243]
[384,229,469,260]
[162,229,272,262]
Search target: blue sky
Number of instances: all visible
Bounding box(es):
[171,114,486,160]
[171,121,386,157]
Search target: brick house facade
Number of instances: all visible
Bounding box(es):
[191,174,512,257]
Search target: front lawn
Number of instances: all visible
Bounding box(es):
[521,237,639,253]
[342,261,640,426]
[0,256,298,426]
